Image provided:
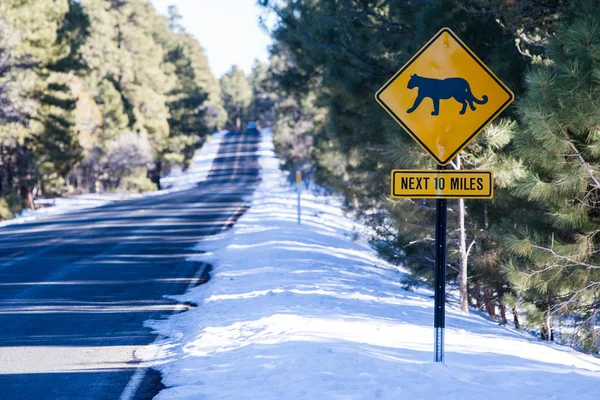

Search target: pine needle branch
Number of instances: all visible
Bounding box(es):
[403,237,435,248]
[530,244,600,270]
[550,118,600,189]
[550,281,600,314]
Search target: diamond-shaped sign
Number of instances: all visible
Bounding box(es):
[375,28,514,165]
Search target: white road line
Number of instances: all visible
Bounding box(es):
[118,365,147,400]
[118,262,209,400]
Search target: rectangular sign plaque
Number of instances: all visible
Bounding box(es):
[391,170,493,199]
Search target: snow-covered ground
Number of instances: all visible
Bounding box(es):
[159,130,227,190]
[0,131,228,228]
[144,129,600,400]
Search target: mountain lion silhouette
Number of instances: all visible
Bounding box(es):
[406,74,488,116]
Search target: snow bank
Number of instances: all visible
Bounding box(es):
[147,129,600,399]
[159,130,228,189]
[0,131,227,227]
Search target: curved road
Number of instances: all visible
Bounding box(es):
[0,131,260,399]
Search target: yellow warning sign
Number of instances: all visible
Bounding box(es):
[391,170,494,199]
[376,28,514,166]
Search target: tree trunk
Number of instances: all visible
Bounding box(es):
[484,287,496,319]
[499,301,507,325]
[512,304,520,329]
[458,198,469,313]
[19,186,35,210]
[475,285,483,310]
[483,202,489,229]
[149,161,162,190]
[456,154,469,312]
[543,312,553,341]
[76,170,82,192]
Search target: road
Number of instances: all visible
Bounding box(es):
[0,131,260,399]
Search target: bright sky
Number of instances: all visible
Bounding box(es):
[149,0,272,78]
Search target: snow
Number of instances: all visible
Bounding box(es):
[144,129,600,400]
[0,131,228,228]
[159,130,228,190]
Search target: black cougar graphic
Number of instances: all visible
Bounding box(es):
[406,74,488,116]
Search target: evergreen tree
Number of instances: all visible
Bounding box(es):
[260,0,531,318]
[249,59,276,127]
[0,0,86,206]
[0,0,224,202]
[166,7,226,132]
[108,0,173,184]
[220,65,252,130]
[151,7,218,171]
[508,1,600,351]
[266,47,327,177]
[0,14,26,217]
[77,0,223,189]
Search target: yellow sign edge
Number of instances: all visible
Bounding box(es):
[390,169,495,199]
[375,27,515,166]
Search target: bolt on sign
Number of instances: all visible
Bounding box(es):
[375,28,514,166]
[391,170,493,199]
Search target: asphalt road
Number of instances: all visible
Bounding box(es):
[0,131,260,399]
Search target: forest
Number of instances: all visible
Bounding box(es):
[0,0,260,215]
[255,0,600,353]
[1,0,599,354]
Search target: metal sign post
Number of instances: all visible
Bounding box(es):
[434,165,447,362]
[296,171,302,224]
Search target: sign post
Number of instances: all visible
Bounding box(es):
[374,27,513,363]
[434,165,447,362]
[296,171,302,224]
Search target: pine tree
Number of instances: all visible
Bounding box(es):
[0,13,27,217]
[261,0,531,318]
[1,0,224,202]
[78,1,223,188]
[249,59,277,127]
[220,65,252,130]
[165,5,226,132]
[508,1,600,350]
[151,7,214,171]
[0,0,85,206]
[79,0,173,186]
[267,46,327,177]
